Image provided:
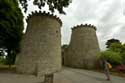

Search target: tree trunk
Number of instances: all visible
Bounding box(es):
[44,74,54,83]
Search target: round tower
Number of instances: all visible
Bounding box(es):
[16,11,62,76]
[64,24,100,69]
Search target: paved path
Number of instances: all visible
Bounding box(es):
[0,67,125,83]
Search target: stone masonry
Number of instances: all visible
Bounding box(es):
[15,11,62,76]
[63,24,100,69]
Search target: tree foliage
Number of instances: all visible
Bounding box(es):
[0,51,3,56]
[119,44,125,64]
[109,43,122,53]
[103,39,125,65]
[100,50,122,65]
[0,57,5,64]
[19,0,72,14]
[108,42,125,64]
[106,38,121,48]
[0,0,24,65]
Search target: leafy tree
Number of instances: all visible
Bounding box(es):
[102,39,125,67]
[109,42,122,53]
[19,0,72,14]
[0,57,5,64]
[120,44,125,64]
[0,51,5,64]
[100,50,122,65]
[108,43,125,64]
[106,38,121,48]
[121,53,125,64]
[0,51,3,56]
[0,0,24,67]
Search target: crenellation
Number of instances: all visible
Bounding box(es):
[26,11,62,26]
[72,24,96,30]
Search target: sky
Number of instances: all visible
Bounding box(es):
[24,0,125,50]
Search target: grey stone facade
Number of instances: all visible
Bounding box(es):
[16,11,62,76]
[63,24,100,69]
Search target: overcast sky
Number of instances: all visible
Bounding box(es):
[25,0,125,50]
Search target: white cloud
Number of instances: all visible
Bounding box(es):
[59,0,125,50]
[26,0,125,50]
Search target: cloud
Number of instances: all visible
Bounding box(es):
[59,0,125,50]
[26,0,125,50]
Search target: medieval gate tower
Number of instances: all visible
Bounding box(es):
[16,11,62,76]
[64,24,100,69]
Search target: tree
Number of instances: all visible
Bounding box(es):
[120,44,125,64]
[109,42,122,53]
[0,51,3,56]
[0,0,24,67]
[108,43,125,64]
[106,38,121,48]
[100,50,122,65]
[19,0,72,14]
[0,50,6,64]
[104,39,125,66]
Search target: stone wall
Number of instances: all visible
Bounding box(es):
[16,11,62,76]
[63,24,100,69]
